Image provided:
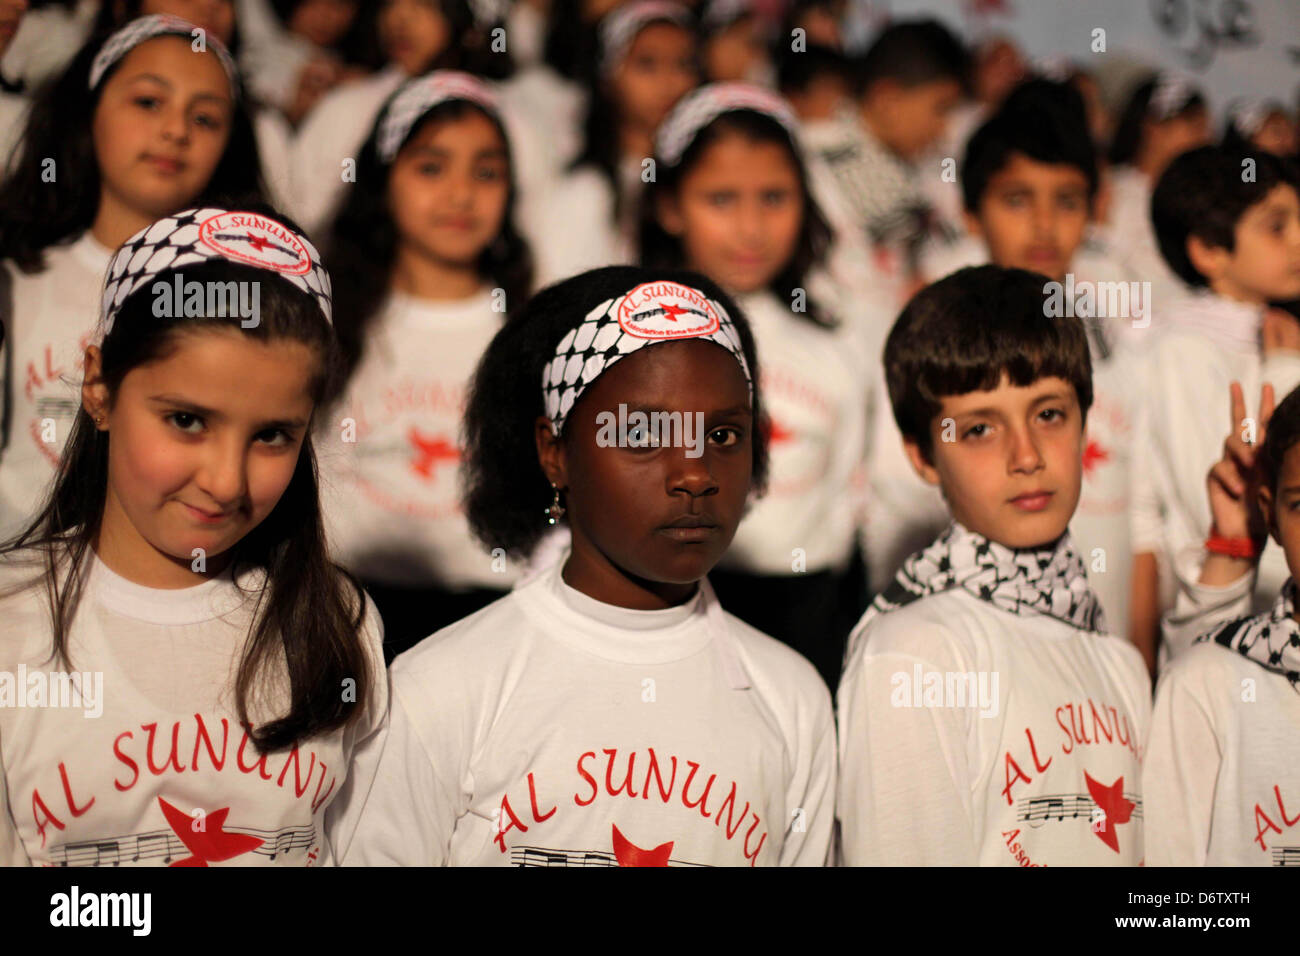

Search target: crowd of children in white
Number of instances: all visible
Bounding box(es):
[0,0,1298,868]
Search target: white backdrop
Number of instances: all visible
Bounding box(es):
[845,0,1300,118]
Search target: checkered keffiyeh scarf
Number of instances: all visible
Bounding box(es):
[655,83,800,168]
[1197,579,1300,694]
[99,207,332,335]
[89,14,239,97]
[542,279,752,436]
[376,71,502,164]
[846,521,1107,662]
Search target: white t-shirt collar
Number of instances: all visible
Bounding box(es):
[86,550,259,626]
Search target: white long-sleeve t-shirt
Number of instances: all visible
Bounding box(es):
[0,234,114,541]
[344,553,835,866]
[837,589,1152,866]
[1145,570,1300,865]
[315,289,516,590]
[715,290,870,576]
[1128,302,1300,658]
[0,550,388,867]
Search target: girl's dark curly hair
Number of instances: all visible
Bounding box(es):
[462,264,769,558]
[638,108,835,328]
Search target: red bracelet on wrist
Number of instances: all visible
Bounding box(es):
[1205,535,1261,559]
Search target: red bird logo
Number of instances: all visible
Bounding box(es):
[611,824,673,867]
[659,302,687,322]
[244,231,271,253]
[408,427,460,480]
[157,797,263,867]
[1084,772,1135,854]
[1082,439,1110,476]
[761,417,795,445]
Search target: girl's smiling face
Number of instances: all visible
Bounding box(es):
[84,328,319,587]
[388,109,511,269]
[92,35,234,224]
[537,339,754,608]
[658,131,804,295]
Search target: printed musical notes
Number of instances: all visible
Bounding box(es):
[1016,792,1143,828]
[1272,846,1300,866]
[47,824,315,867]
[510,844,708,867]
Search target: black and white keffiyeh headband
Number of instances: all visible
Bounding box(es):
[376,71,502,165]
[656,83,800,168]
[599,0,692,77]
[89,14,239,98]
[1198,578,1300,694]
[542,279,753,436]
[845,520,1107,662]
[1226,98,1276,140]
[99,207,332,336]
[1147,72,1198,122]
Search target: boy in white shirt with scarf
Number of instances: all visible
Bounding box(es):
[837,264,1151,866]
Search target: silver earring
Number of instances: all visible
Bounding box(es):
[545,484,565,525]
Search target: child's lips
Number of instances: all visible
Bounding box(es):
[1009,490,1054,512]
[182,502,232,524]
[144,154,185,174]
[658,514,720,543]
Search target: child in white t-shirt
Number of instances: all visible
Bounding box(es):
[1145,380,1300,865]
[317,71,533,660]
[1129,145,1300,675]
[344,265,834,866]
[638,82,871,689]
[837,265,1151,866]
[524,1,698,285]
[0,15,267,543]
[888,78,1138,633]
[0,205,386,867]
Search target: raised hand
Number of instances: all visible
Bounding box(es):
[1205,381,1275,543]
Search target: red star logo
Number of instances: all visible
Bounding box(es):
[611,824,673,866]
[244,231,271,253]
[659,302,687,322]
[157,797,264,867]
[1082,439,1110,475]
[408,427,460,480]
[1084,772,1135,854]
[761,417,794,445]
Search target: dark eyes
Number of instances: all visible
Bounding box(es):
[165,412,292,447]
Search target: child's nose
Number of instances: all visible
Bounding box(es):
[196,440,249,507]
[1009,427,1044,472]
[666,450,718,498]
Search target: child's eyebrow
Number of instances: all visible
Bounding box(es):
[950,392,1070,417]
[147,395,308,431]
[621,403,752,417]
[474,148,509,160]
[124,72,174,88]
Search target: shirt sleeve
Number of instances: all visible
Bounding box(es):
[0,724,31,866]
[1127,355,1165,555]
[1142,654,1222,866]
[779,683,836,866]
[323,592,390,865]
[837,639,978,866]
[340,651,471,866]
[1259,350,1300,405]
[1160,563,1255,656]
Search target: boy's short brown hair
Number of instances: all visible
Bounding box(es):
[885,265,1094,460]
